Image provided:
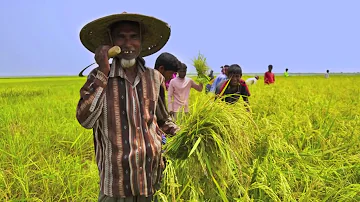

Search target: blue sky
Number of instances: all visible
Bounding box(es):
[0,0,359,76]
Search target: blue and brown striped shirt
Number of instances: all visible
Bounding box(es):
[76,58,179,198]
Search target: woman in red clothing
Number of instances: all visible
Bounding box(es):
[264,64,275,84]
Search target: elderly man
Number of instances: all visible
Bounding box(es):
[76,12,179,202]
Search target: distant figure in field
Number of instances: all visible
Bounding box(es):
[208,70,214,80]
[210,65,229,93]
[325,70,330,78]
[205,70,215,93]
[264,64,275,84]
[168,63,203,121]
[246,76,259,85]
[284,68,289,77]
[215,64,251,111]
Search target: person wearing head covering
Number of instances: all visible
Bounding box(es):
[209,65,229,93]
[76,12,180,201]
[245,76,259,85]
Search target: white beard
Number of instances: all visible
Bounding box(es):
[121,58,136,68]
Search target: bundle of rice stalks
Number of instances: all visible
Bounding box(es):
[192,52,210,84]
[163,93,259,201]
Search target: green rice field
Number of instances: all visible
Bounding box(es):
[0,75,359,201]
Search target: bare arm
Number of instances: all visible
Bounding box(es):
[191,79,203,92]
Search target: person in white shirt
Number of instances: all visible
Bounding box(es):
[246,76,259,85]
[325,70,330,78]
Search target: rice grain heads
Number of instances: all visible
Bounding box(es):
[163,93,258,201]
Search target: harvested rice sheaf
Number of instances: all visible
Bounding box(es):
[192,52,210,84]
[163,94,258,200]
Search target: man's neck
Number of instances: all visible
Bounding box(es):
[123,64,138,77]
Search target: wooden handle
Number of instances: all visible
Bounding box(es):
[108,46,121,58]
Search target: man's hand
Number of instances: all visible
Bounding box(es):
[94,45,112,74]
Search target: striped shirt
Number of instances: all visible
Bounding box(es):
[76,58,179,198]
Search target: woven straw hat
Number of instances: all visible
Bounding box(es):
[79,12,171,57]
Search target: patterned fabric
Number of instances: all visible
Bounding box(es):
[76,58,178,198]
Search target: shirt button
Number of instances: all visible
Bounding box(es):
[137,127,140,131]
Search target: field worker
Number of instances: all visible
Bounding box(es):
[284,68,289,77]
[208,70,214,80]
[245,76,259,85]
[264,64,275,84]
[168,63,203,121]
[153,52,181,145]
[165,72,177,90]
[325,69,330,78]
[154,53,179,83]
[210,65,229,93]
[215,64,251,110]
[76,12,180,202]
[205,70,215,93]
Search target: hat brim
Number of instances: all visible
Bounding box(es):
[79,13,171,57]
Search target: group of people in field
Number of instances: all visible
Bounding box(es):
[75,11,332,202]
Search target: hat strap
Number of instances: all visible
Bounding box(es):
[107,28,114,46]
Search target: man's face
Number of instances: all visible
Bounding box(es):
[164,70,176,82]
[229,73,242,86]
[158,66,176,82]
[111,22,141,60]
[178,67,187,78]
